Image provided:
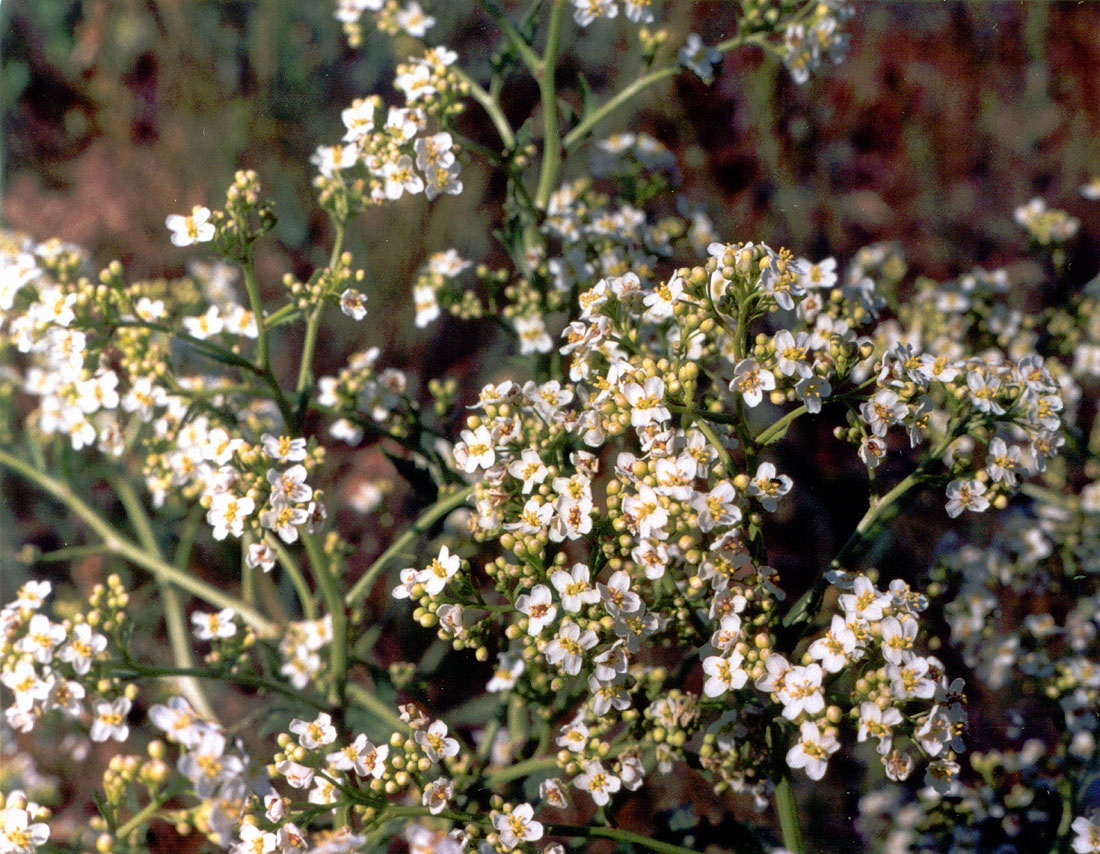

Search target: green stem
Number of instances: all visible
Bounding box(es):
[241,249,270,374]
[109,660,328,711]
[451,66,515,149]
[31,543,116,563]
[478,0,542,75]
[0,449,273,633]
[534,0,566,211]
[301,530,347,708]
[266,534,318,620]
[109,472,216,720]
[774,771,805,854]
[296,222,345,414]
[484,755,559,788]
[563,63,679,151]
[756,404,807,447]
[344,485,475,608]
[346,682,406,733]
[695,419,731,469]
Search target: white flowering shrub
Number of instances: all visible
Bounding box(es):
[1,3,1098,854]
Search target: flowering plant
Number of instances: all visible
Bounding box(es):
[2,3,1099,854]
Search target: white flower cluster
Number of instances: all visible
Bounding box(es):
[313,48,464,205]
[0,582,118,739]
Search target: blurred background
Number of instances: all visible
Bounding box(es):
[3,1,1100,851]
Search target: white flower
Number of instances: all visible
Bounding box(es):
[1,660,49,711]
[597,570,642,616]
[516,585,557,636]
[508,448,549,493]
[289,712,337,749]
[413,284,440,327]
[572,0,617,27]
[339,289,368,320]
[747,462,793,512]
[454,425,495,473]
[786,720,839,780]
[515,314,553,354]
[166,206,215,247]
[149,696,205,748]
[544,620,598,675]
[90,696,132,742]
[419,545,461,596]
[879,615,918,665]
[857,701,903,755]
[944,478,989,518]
[415,720,460,763]
[924,758,960,796]
[262,434,308,462]
[183,305,224,340]
[422,778,454,816]
[246,542,277,573]
[838,575,889,624]
[887,656,937,700]
[487,651,525,693]
[259,498,310,544]
[0,807,50,854]
[622,376,670,427]
[777,664,825,720]
[492,803,543,849]
[550,563,600,613]
[267,464,313,504]
[1072,816,1100,853]
[730,359,776,408]
[382,155,425,200]
[679,34,722,82]
[230,825,277,854]
[573,759,621,806]
[191,608,238,641]
[57,623,107,675]
[327,733,388,778]
[394,1,434,37]
[702,652,748,697]
[15,614,66,663]
[807,615,857,673]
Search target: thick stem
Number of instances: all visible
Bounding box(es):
[0,449,273,633]
[241,249,270,374]
[774,772,806,854]
[533,0,566,211]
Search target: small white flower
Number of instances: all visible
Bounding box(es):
[415,720,460,763]
[492,803,544,849]
[339,289,368,321]
[573,759,621,806]
[786,720,839,780]
[545,620,598,675]
[747,462,793,512]
[166,206,216,247]
[58,623,107,675]
[422,778,454,815]
[944,478,990,518]
[516,585,558,636]
[191,608,238,641]
[679,33,722,82]
[289,712,337,749]
[90,696,132,742]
